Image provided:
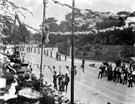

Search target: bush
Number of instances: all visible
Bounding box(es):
[84,45,92,52]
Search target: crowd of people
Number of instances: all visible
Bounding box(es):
[0,46,72,104]
[53,71,70,93]
[4,47,42,90]
[19,46,135,89]
[5,45,135,104]
[98,61,135,87]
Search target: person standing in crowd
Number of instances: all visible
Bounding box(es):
[52,66,55,71]
[66,66,70,74]
[50,50,52,58]
[53,71,58,90]
[6,51,10,57]
[116,67,121,85]
[129,62,134,71]
[57,73,63,91]
[44,49,46,55]
[98,64,104,79]
[121,71,125,85]
[60,75,65,92]
[81,59,85,73]
[64,73,70,92]
[29,65,33,72]
[107,64,113,81]
[113,67,117,82]
[128,74,133,88]
[46,50,49,56]
[56,52,59,61]
[59,53,61,61]
[123,68,128,85]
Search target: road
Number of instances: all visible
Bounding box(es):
[21,48,135,104]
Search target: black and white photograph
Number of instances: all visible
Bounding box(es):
[0,0,135,104]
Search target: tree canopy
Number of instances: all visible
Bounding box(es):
[0,0,32,44]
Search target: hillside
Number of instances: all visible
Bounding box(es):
[58,43,135,63]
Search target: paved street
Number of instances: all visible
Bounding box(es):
[22,48,135,104]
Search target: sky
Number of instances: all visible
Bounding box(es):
[9,0,135,30]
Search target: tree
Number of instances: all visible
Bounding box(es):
[0,0,32,44]
[95,18,125,29]
[32,32,41,43]
[46,17,60,32]
[117,11,131,16]
[59,21,71,32]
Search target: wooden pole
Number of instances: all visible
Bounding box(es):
[71,0,75,103]
[40,0,47,79]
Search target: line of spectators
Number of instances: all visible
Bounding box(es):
[98,61,135,88]
[21,46,68,61]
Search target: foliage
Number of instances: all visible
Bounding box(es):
[32,33,41,43]
[84,44,92,52]
[46,17,60,32]
[2,17,31,44]
[58,43,135,62]
[43,26,134,47]
[120,46,135,58]
[59,21,71,32]
[0,0,32,44]
[95,18,125,29]
[117,11,131,16]
[32,9,135,46]
[1,1,134,47]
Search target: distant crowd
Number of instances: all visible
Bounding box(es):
[98,61,135,87]
[19,46,68,62]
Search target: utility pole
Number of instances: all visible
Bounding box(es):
[71,0,75,104]
[40,0,48,79]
